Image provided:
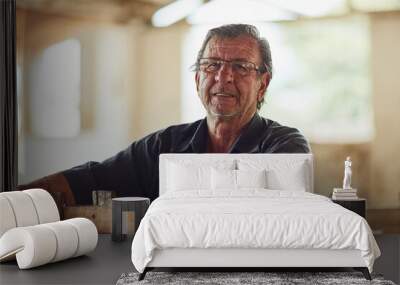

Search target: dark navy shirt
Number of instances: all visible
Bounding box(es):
[64,114,310,205]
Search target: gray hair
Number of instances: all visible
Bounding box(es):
[193,24,273,110]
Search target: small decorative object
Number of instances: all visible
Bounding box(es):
[92,190,115,208]
[343,156,352,190]
[332,156,358,200]
[112,197,150,242]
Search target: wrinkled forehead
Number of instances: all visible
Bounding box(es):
[203,36,261,64]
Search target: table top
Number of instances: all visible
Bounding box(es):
[332,198,366,202]
[112,197,150,202]
[0,235,134,285]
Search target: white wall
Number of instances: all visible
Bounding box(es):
[369,12,400,208]
[133,24,186,137]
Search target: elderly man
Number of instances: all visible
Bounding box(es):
[18,24,310,205]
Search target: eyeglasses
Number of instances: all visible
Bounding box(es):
[198,58,265,76]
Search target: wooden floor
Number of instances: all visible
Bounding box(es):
[367,209,400,234]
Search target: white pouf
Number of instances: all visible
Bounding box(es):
[24,188,60,223]
[1,191,39,227]
[0,196,17,237]
[0,218,98,269]
[0,189,98,269]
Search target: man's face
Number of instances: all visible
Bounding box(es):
[195,36,269,121]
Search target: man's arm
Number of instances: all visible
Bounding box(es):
[17,172,76,206]
[17,129,165,206]
[274,141,311,153]
[267,130,311,154]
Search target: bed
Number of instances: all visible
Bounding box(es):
[131,154,380,280]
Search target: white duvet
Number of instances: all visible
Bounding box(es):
[131,190,380,273]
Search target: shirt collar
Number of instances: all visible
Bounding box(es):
[229,113,265,153]
[185,113,264,153]
[186,118,208,153]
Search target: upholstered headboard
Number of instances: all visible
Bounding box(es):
[159,154,314,195]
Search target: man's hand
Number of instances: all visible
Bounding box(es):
[17,173,76,206]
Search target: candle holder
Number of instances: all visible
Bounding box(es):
[111,197,150,242]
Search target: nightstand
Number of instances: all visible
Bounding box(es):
[332,198,366,218]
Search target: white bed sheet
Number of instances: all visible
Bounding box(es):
[131,190,380,273]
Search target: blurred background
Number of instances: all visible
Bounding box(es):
[15,0,400,210]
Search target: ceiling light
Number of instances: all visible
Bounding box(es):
[187,0,297,25]
[152,0,203,27]
[269,0,348,17]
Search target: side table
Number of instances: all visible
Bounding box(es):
[112,197,150,241]
[332,198,366,218]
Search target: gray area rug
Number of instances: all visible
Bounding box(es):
[116,272,396,285]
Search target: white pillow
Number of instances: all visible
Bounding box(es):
[167,162,209,191]
[211,168,236,190]
[236,169,267,189]
[238,159,310,192]
[211,169,268,190]
[166,160,235,192]
[266,168,307,191]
